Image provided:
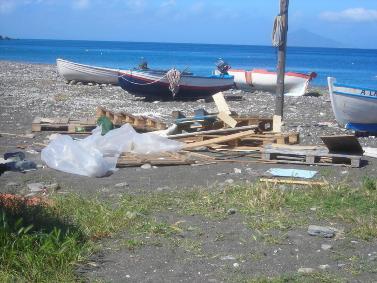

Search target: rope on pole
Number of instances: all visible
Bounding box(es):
[272,15,285,47]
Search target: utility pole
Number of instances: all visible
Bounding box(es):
[273,0,289,132]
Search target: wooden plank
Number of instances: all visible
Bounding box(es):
[212,92,231,115]
[217,111,237,128]
[260,178,328,186]
[183,130,256,149]
[168,125,257,139]
[273,115,282,132]
[320,135,363,155]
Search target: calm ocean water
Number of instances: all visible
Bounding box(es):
[1,39,377,88]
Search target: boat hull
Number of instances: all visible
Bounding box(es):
[56,59,119,85]
[118,70,234,99]
[327,77,377,128]
[226,69,316,96]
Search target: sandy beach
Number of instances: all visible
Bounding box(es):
[1,61,377,282]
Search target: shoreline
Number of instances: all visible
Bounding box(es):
[0,60,371,145]
[0,59,330,89]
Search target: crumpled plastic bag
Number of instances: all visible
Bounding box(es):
[41,124,183,177]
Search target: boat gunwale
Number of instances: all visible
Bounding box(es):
[228,69,313,80]
[57,58,119,72]
[128,69,234,80]
[119,72,234,90]
[333,82,377,93]
[333,90,377,101]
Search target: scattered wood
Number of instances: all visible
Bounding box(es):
[168,125,258,139]
[320,135,363,155]
[262,144,362,168]
[96,106,166,131]
[273,115,282,132]
[259,178,328,186]
[213,92,231,115]
[217,111,237,128]
[178,131,299,150]
[32,117,97,133]
[183,130,256,149]
[117,152,194,167]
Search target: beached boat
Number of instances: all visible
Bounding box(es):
[327,77,377,131]
[56,58,119,85]
[224,69,317,96]
[118,69,234,99]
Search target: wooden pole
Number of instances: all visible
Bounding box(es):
[274,0,289,129]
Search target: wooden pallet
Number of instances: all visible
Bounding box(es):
[179,132,299,149]
[96,106,166,131]
[32,117,97,133]
[261,144,362,168]
[117,152,194,167]
[174,109,273,132]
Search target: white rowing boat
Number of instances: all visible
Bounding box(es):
[327,77,377,130]
[56,58,120,85]
[226,69,317,96]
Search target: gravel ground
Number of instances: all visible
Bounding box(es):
[1,61,377,282]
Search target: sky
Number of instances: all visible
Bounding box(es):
[0,0,377,49]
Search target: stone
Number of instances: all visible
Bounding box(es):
[115,182,129,187]
[321,244,332,251]
[225,178,234,184]
[233,262,240,268]
[23,133,35,139]
[298,267,315,274]
[156,186,170,192]
[27,182,45,192]
[5,182,20,188]
[45,183,60,191]
[221,255,236,261]
[234,168,242,174]
[141,163,152,169]
[319,264,330,270]
[227,208,237,215]
[308,225,337,238]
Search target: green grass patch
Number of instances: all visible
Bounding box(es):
[0,194,177,282]
[119,179,377,240]
[245,272,343,283]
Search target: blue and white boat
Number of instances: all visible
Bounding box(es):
[327,77,377,131]
[118,69,234,100]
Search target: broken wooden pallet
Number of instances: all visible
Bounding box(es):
[179,132,299,149]
[32,117,97,133]
[96,106,166,131]
[261,144,362,168]
[117,152,194,167]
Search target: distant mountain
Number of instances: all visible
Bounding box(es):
[288,29,345,48]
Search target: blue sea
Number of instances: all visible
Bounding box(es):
[1,39,377,88]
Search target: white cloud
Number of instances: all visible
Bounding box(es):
[190,2,204,14]
[161,0,175,8]
[320,8,377,23]
[126,0,145,13]
[72,0,90,10]
[0,0,16,13]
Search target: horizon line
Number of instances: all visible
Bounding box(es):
[2,36,377,51]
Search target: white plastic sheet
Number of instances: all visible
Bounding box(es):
[41,124,183,177]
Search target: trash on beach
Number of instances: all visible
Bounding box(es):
[266,168,317,179]
[260,178,328,186]
[41,124,183,177]
[363,147,377,159]
[0,151,37,174]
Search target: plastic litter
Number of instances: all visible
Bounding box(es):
[41,124,183,177]
[266,168,317,179]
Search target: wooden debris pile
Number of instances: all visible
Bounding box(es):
[32,107,167,134]
[29,92,365,169]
